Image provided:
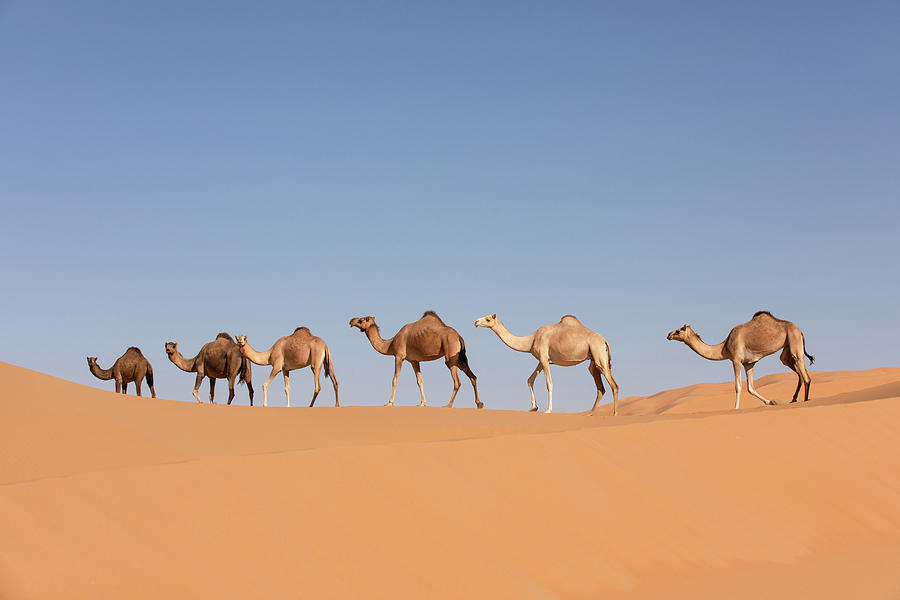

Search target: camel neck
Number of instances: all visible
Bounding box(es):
[240,341,272,366]
[491,321,535,353]
[365,324,392,355]
[683,333,727,361]
[89,362,114,380]
[168,350,197,373]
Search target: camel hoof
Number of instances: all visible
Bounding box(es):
[543,410,552,414]
[768,400,777,406]
[529,406,539,412]
[476,402,484,409]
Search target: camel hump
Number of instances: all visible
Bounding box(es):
[752,310,775,319]
[422,310,445,324]
[559,315,581,324]
[293,326,311,335]
[126,346,143,354]
[216,332,234,342]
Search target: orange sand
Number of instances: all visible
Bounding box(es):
[2,362,899,598]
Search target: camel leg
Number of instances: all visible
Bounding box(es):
[309,364,322,407]
[192,372,203,403]
[444,363,461,408]
[410,361,428,407]
[329,369,339,407]
[208,377,216,404]
[134,378,142,397]
[598,355,619,416]
[526,364,542,411]
[226,374,236,405]
[283,369,291,408]
[147,374,156,399]
[262,367,280,408]
[745,363,775,406]
[457,362,482,409]
[388,356,403,406]
[542,359,554,414]
[588,362,605,416]
[795,352,812,402]
[246,380,254,407]
[733,361,743,409]
[780,349,802,402]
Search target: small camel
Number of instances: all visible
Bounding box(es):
[475,314,619,415]
[86,347,156,397]
[165,332,254,405]
[235,328,339,408]
[349,311,482,408]
[666,311,814,409]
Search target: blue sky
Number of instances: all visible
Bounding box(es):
[1,1,898,410]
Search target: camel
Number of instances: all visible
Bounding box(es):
[235,328,339,408]
[86,347,156,397]
[474,314,618,415]
[666,311,814,409]
[165,332,254,405]
[349,311,482,408]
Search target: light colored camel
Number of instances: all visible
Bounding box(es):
[87,347,156,397]
[235,327,339,408]
[165,332,254,405]
[349,311,482,408]
[666,311,814,409]
[474,314,618,415]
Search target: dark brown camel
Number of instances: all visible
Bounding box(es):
[86,347,156,397]
[165,332,254,405]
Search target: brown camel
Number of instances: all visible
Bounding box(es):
[86,347,156,397]
[475,314,619,415]
[666,311,814,409]
[349,311,482,408]
[165,332,254,405]
[235,327,339,408]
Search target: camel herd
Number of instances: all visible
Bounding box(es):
[86,310,815,413]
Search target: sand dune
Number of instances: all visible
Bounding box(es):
[2,362,899,598]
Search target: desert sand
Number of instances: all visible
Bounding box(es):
[2,361,899,599]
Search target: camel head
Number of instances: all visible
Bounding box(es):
[349,316,375,331]
[86,356,98,366]
[666,325,694,342]
[474,314,498,329]
[235,335,248,347]
[164,342,178,356]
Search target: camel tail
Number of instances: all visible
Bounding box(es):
[803,334,815,365]
[457,338,471,369]
[606,341,612,368]
[238,356,251,385]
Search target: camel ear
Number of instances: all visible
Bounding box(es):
[491,313,497,319]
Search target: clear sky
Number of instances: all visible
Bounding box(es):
[1,1,898,410]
